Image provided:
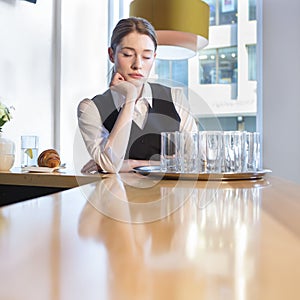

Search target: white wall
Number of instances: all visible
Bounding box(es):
[262,0,300,183]
[0,0,54,166]
[0,0,108,168]
[60,0,108,168]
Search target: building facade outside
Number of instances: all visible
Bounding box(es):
[154,0,257,131]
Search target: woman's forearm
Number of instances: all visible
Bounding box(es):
[101,100,135,173]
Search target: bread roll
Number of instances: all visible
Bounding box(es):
[38,149,61,168]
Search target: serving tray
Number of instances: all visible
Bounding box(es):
[133,166,272,181]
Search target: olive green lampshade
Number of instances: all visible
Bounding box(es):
[130,0,210,60]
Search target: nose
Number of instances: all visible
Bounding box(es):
[132,55,143,70]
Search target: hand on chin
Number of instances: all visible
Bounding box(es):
[110,80,138,100]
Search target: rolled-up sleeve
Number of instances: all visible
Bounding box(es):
[77,99,125,173]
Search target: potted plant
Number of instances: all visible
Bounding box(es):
[0,102,15,171]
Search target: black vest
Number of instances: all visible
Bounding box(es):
[92,83,181,160]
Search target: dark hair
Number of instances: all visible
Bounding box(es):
[110,17,157,53]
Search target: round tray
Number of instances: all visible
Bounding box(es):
[133,166,272,181]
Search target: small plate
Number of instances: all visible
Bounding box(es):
[22,166,61,173]
[133,165,272,181]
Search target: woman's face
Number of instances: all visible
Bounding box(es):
[109,31,156,86]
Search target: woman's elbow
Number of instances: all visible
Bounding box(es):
[98,158,122,174]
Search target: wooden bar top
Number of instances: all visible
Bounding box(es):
[0,173,300,299]
[0,167,99,188]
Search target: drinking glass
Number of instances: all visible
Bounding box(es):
[21,135,39,167]
[223,131,243,172]
[245,132,261,171]
[206,131,222,173]
[160,131,180,172]
[178,131,199,173]
[198,131,207,172]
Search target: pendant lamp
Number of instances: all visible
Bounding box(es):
[130,0,210,60]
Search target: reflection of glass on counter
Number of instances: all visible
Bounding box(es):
[78,187,200,300]
[85,173,197,223]
[193,186,262,229]
[180,181,270,300]
[78,177,270,300]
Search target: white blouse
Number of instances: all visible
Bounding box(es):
[77,82,198,173]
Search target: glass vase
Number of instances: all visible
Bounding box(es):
[0,133,15,171]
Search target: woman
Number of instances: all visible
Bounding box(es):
[78,17,197,173]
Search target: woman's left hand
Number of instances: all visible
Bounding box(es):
[81,159,159,174]
[81,159,103,174]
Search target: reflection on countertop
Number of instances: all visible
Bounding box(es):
[77,175,271,300]
[2,172,300,300]
[79,173,269,224]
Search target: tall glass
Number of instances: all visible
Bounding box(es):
[245,132,261,171]
[160,131,180,172]
[223,131,243,172]
[21,135,39,167]
[205,131,222,173]
[178,131,199,173]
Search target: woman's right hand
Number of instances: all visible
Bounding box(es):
[109,72,137,101]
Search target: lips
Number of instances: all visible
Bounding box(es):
[128,73,144,79]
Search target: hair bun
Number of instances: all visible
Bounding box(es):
[38,149,61,168]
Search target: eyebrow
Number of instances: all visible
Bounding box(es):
[120,47,154,53]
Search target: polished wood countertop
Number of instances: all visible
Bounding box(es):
[0,167,99,188]
[0,173,300,300]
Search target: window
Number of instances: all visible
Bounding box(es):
[249,0,256,21]
[155,60,188,86]
[204,0,237,26]
[205,0,216,26]
[199,47,237,84]
[247,44,256,81]
[219,47,238,83]
[199,49,217,84]
[219,0,237,25]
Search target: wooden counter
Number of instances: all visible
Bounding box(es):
[0,173,300,299]
[0,167,100,188]
[0,168,99,206]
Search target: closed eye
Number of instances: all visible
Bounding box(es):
[123,53,133,57]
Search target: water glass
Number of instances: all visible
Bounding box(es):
[205,131,222,173]
[21,135,39,167]
[223,131,243,172]
[245,132,261,171]
[160,131,180,172]
[198,131,207,172]
[178,131,199,173]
